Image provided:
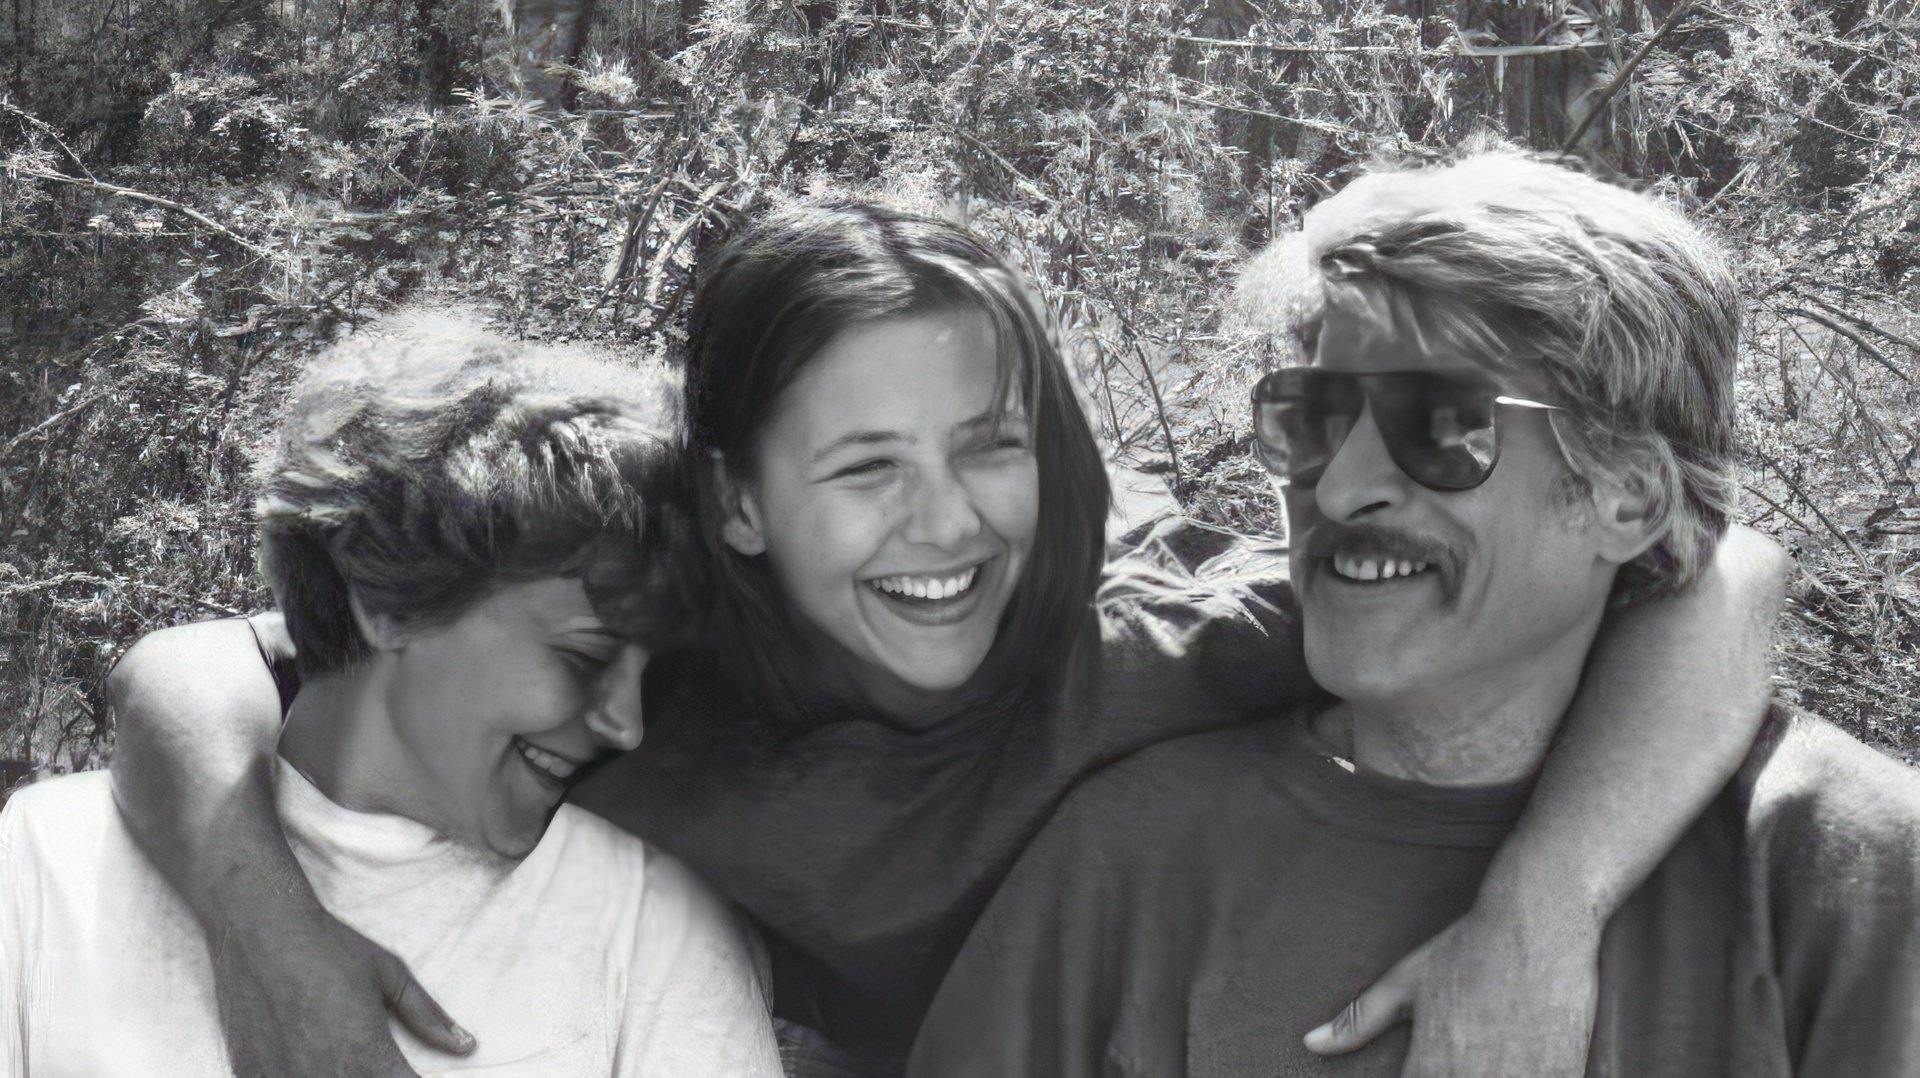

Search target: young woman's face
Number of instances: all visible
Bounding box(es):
[380,577,645,857]
[726,308,1042,714]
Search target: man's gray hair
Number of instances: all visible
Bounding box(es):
[1238,140,1741,603]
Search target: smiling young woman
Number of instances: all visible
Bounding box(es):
[714,309,1041,714]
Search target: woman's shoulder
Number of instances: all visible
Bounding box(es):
[1,770,117,853]
[1098,517,1295,641]
[543,804,730,909]
[1091,517,1314,719]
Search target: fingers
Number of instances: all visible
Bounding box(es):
[375,949,476,1057]
[1304,955,1417,1056]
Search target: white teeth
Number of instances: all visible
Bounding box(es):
[1331,554,1435,583]
[515,738,578,781]
[870,567,979,601]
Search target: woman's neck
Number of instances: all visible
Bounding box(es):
[276,665,425,820]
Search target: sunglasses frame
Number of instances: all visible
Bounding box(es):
[1250,367,1563,492]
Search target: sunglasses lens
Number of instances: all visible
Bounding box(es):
[1370,374,1501,490]
[1251,372,1361,483]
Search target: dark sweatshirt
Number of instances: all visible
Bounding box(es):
[567,518,1314,1069]
[909,705,1920,1077]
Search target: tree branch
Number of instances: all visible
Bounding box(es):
[1563,2,1696,152]
[1,101,95,180]
[1158,90,1353,135]
[1784,305,1913,385]
[1168,34,1405,55]
[12,166,279,262]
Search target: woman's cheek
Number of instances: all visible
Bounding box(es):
[976,458,1041,542]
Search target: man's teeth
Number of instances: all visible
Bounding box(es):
[1331,554,1432,582]
[515,738,579,781]
[870,566,979,601]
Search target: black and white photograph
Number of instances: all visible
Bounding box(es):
[2,1,1917,1075]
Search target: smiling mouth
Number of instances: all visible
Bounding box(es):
[867,565,981,604]
[511,736,584,786]
[1329,553,1435,583]
[864,562,992,627]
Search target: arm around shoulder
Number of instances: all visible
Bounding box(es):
[106,615,291,927]
[107,616,467,1076]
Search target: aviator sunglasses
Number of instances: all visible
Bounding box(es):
[1250,368,1563,491]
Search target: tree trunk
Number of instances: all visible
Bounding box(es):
[1452,0,1594,151]
[508,0,598,109]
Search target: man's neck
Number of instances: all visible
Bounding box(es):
[1320,626,1599,787]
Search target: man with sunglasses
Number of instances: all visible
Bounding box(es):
[910,146,1920,1076]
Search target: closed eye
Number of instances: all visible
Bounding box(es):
[830,458,896,481]
[555,647,614,673]
[966,433,1031,457]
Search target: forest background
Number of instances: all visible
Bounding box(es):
[3,0,1918,791]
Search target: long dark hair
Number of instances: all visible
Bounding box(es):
[685,201,1110,724]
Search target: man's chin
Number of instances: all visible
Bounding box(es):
[1302,628,1426,703]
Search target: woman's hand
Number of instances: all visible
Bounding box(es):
[212,905,474,1077]
[1303,900,1599,1077]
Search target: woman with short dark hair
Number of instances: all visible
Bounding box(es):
[0,312,781,1076]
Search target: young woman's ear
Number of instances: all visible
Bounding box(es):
[710,450,768,556]
[1589,467,1666,567]
[345,584,408,653]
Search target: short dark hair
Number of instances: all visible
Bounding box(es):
[686,201,1110,717]
[256,309,701,678]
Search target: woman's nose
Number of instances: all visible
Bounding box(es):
[901,467,984,550]
[583,644,647,752]
[1314,403,1410,522]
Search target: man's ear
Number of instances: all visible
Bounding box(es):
[345,584,408,653]
[1588,468,1665,567]
[710,450,768,556]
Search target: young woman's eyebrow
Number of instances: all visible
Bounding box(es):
[809,430,911,464]
[956,410,1029,434]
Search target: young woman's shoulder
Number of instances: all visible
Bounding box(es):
[1094,516,1314,720]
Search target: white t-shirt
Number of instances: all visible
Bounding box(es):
[0,764,782,1077]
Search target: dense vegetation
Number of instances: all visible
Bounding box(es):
[3,0,1917,785]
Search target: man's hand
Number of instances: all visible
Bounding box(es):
[212,908,474,1078]
[1302,903,1599,1078]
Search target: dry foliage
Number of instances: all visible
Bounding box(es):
[3,0,1917,788]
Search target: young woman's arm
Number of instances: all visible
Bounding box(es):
[1307,524,1789,1075]
[106,616,472,1078]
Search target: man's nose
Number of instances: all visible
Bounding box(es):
[900,467,984,550]
[583,644,647,752]
[1314,403,1411,522]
